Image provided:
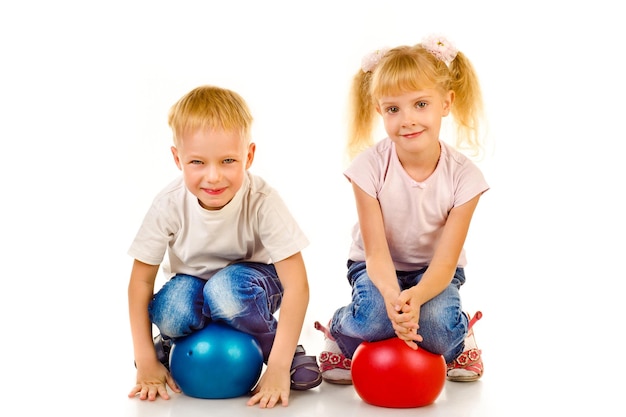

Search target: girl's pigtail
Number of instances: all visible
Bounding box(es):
[448,51,485,157]
[347,69,376,161]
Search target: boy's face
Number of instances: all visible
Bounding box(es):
[171,128,255,210]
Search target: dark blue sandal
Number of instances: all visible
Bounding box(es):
[290,345,322,390]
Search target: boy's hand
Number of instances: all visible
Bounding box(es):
[247,365,290,408]
[128,362,181,401]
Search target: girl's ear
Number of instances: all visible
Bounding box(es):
[442,90,455,116]
[171,146,183,171]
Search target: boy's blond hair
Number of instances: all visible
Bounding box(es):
[168,85,253,145]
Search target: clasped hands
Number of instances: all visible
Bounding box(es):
[385,287,423,349]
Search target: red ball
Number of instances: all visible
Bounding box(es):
[351,337,446,408]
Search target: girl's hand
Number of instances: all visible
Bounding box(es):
[380,287,419,348]
[391,288,423,349]
[381,286,402,324]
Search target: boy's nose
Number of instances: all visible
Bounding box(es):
[205,165,221,182]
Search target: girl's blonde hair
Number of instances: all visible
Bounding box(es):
[347,42,484,160]
[168,85,253,145]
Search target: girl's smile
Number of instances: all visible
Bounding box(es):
[401,130,424,139]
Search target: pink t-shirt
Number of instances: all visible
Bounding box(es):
[344,139,489,270]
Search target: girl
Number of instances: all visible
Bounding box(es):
[315,35,488,384]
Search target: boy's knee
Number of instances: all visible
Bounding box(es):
[151,301,203,338]
[203,284,243,321]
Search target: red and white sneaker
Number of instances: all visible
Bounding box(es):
[314,321,353,385]
[447,311,484,382]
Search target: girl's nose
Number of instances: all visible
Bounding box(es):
[402,111,418,127]
[403,117,417,127]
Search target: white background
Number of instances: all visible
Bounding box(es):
[1,1,623,414]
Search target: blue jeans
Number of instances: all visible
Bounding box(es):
[330,261,469,364]
[148,262,283,362]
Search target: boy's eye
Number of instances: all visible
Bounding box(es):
[190,160,203,165]
[223,158,236,164]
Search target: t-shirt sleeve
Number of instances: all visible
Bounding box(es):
[127,197,177,266]
[256,191,309,263]
[343,148,380,199]
[454,159,490,207]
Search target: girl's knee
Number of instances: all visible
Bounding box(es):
[335,300,391,340]
[418,313,466,358]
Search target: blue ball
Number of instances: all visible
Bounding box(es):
[169,322,264,399]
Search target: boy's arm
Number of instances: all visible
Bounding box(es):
[247,251,308,408]
[268,251,309,371]
[128,259,160,369]
[128,259,180,400]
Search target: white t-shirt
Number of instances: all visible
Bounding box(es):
[128,172,309,280]
[344,138,489,270]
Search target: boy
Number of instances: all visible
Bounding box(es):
[127,85,320,408]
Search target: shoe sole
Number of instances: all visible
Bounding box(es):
[447,373,483,382]
[291,375,323,390]
[322,377,353,385]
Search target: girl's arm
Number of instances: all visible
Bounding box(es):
[247,251,309,408]
[355,179,482,347]
[406,194,481,306]
[394,194,482,347]
[351,182,405,321]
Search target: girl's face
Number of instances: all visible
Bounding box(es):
[171,128,255,210]
[377,88,453,156]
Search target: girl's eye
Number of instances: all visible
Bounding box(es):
[386,106,399,114]
[416,101,427,109]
